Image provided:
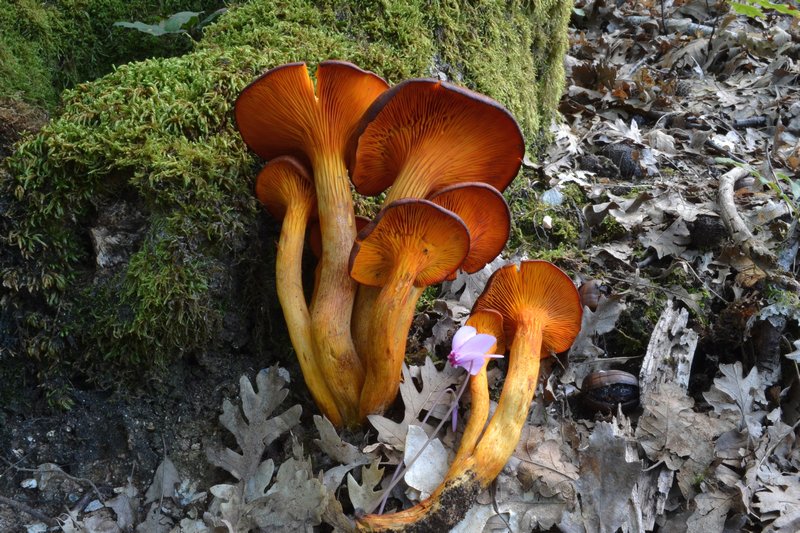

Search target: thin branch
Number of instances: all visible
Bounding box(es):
[0,494,58,527]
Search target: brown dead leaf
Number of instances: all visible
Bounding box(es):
[516,439,579,501]
[703,362,768,438]
[576,421,641,533]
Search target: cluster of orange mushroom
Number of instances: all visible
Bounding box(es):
[236,60,526,428]
[238,61,584,528]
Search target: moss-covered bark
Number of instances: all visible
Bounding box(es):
[0,0,572,390]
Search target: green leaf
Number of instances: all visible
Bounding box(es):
[731,2,765,18]
[113,21,168,36]
[198,8,227,30]
[789,179,800,200]
[161,11,202,33]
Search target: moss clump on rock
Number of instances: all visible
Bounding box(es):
[0,0,223,108]
[0,0,573,388]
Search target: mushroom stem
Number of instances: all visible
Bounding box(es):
[351,285,378,362]
[359,262,424,418]
[453,367,489,463]
[356,316,545,531]
[277,200,343,427]
[310,154,364,426]
[465,314,542,477]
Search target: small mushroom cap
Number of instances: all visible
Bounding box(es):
[254,156,315,220]
[465,309,506,354]
[350,78,525,197]
[349,199,470,288]
[472,260,582,355]
[235,61,388,161]
[428,183,510,274]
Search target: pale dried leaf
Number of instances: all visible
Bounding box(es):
[204,368,302,532]
[403,425,448,500]
[576,421,641,533]
[703,362,767,438]
[568,294,626,372]
[516,439,578,501]
[250,452,327,531]
[686,489,735,533]
[347,461,385,514]
[106,490,138,531]
[453,471,566,532]
[313,415,371,466]
[639,218,691,259]
[636,382,732,472]
[369,359,460,448]
[144,457,180,505]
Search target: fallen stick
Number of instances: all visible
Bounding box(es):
[717,167,777,269]
[0,494,58,527]
[718,167,800,293]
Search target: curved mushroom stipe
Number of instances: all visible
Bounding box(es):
[350,199,471,417]
[454,309,505,463]
[428,182,511,278]
[350,78,525,200]
[356,261,581,531]
[236,61,389,426]
[254,157,342,426]
[466,260,582,478]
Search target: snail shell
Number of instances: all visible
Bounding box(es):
[578,280,605,311]
[582,370,639,413]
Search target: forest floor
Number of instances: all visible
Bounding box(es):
[1,1,799,532]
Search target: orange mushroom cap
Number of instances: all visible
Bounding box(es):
[236,61,389,163]
[472,260,583,356]
[254,156,316,220]
[349,199,471,288]
[428,183,510,276]
[465,309,506,355]
[349,78,525,200]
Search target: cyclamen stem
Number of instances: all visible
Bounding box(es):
[373,374,472,514]
[373,375,456,514]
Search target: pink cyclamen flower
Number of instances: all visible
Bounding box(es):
[448,325,503,376]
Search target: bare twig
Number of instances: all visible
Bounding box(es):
[717,166,800,293]
[0,494,58,527]
[717,167,777,269]
[732,116,769,129]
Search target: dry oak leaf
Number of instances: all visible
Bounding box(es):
[205,368,303,532]
[636,382,733,471]
[686,488,736,533]
[516,439,579,501]
[755,476,800,532]
[576,421,641,533]
[368,358,460,448]
[703,361,767,438]
[347,460,385,514]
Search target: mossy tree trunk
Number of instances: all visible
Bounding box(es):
[0,0,572,397]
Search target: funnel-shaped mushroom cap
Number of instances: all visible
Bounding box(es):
[466,309,506,355]
[236,61,389,161]
[472,260,582,355]
[349,199,470,288]
[428,183,510,274]
[350,79,525,198]
[255,156,316,219]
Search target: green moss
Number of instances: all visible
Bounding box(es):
[0,0,223,108]
[507,175,583,254]
[1,0,573,385]
[202,0,571,148]
[81,217,223,371]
